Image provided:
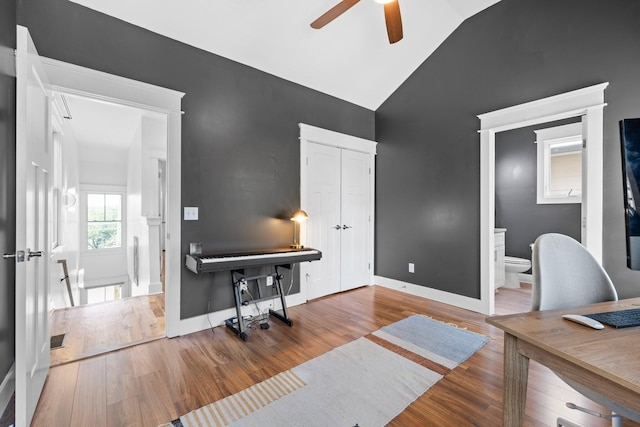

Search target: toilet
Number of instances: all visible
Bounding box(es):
[504,256,532,288]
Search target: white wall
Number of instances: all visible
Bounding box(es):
[126,115,166,296]
[126,124,149,296]
[141,115,167,217]
[49,120,81,310]
[79,145,128,186]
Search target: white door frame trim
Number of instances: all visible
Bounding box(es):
[40,57,186,337]
[298,123,377,301]
[477,82,608,315]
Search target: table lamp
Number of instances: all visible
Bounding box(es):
[290,209,308,249]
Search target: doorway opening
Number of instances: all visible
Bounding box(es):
[48,91,169,364]
[41,56,184,362]
[494,118,584,304]
[53,93,167,304]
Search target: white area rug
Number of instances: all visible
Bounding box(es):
[162,315,489,427]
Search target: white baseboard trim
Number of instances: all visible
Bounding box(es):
[147,282,163,295]
[375,276,487,314]
[0,362,15,417]
[166,292,308,338]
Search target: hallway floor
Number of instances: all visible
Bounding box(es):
[49,293,165,366]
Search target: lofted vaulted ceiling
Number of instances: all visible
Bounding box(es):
[70,0,500,110]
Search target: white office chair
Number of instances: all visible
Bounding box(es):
[532,233,640,427]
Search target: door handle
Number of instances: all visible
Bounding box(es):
[333,225,341,230]
[3,250,26,262]
[28,250,44,260]
[342,225,352,230]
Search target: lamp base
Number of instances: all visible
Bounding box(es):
[290,243,304,249]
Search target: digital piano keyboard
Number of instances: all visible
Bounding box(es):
[185,247,322,274]
[185,247,322,341]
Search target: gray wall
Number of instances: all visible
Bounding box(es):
[0,0,16,388]
[18,0,375,318]
[376,0,640,299]
[495,120,581,260]
[16,0,640,321]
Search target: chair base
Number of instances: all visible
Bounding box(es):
[558,410,623,427]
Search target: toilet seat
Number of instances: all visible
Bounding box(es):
[505,256,531,266]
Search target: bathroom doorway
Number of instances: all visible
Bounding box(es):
[494,118,583,293]
[478,83,608,314]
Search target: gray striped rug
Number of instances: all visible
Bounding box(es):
[162,315,489,427]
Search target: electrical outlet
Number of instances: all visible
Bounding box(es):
[184,207,198,221]
[266,276,273,286]
[409,263,415,273]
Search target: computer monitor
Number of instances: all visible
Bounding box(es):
[620,118,640,269]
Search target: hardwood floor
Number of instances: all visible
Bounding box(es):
[49,294,165,366]
[31,285,640,427]
[494,282,533,315]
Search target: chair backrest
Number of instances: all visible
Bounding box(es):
[531,233,618,311]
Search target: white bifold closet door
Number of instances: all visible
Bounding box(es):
[305,142,372,300]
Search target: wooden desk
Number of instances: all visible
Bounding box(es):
[486,297,640,426]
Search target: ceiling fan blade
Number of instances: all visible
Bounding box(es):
[311,0,361,29]
[384,0,403,44]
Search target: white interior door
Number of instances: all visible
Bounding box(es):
[340,149,371,291]
[15,25,51,426]
[305,142,341,299]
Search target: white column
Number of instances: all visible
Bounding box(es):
[145,216,163,294]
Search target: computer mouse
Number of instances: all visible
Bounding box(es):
[562,314,604,330]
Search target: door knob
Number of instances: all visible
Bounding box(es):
[342,225,352,229]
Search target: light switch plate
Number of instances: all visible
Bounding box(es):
[184,207,198,221]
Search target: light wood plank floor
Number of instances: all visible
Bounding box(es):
[50,294,165,366]
[32,285,640,427]
[494,282,533,315]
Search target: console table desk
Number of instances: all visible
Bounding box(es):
[486,297,640,427]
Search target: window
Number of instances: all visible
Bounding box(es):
[86,192,123,250]
[535,122,583,204]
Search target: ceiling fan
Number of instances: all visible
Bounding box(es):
[310,0,403,44]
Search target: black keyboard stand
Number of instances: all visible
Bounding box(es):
[225,264,293,341]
